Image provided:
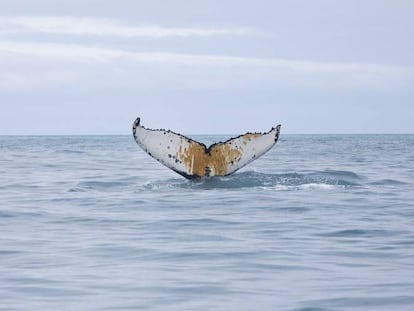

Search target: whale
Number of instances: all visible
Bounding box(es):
[132,117,281,179]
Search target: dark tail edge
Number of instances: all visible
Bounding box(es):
[275,124,281,142]
[132,117,141,137]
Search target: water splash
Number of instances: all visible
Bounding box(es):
[142,170,363,191]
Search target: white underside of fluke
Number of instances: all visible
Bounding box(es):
[132,117,281,179]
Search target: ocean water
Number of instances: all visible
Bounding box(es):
[1,134,414,310]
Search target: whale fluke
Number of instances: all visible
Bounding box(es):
[132,117,281,179]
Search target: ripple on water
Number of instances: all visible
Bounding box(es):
[139,170,363,191]
[369,179,409,186]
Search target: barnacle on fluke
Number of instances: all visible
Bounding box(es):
[132,117,281,179]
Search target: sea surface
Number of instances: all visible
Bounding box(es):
[1,134,414,310]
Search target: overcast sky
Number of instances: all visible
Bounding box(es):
[1,0,413,134]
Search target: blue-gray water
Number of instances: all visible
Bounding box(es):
[1,134,414,310]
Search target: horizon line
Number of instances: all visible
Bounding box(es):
[1,132,413,137]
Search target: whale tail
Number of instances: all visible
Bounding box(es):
[132,117,281,179]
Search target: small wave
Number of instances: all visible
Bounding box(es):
[67,187,86,193]
[68,180,130,192]
[293,183,338,190]
[60,149,85,154]
[369,179,408,186]
[317,229,390,238]
[0,211,16,218]
[206,170,360,190]
[143,170,363,190]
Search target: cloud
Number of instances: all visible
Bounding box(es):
[0,16,253,38]
[0,40,409,73]
[0,41,412,92]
